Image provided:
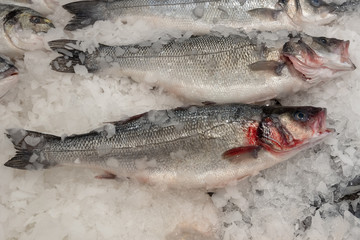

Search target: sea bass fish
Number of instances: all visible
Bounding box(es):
[49,34,355,103]
[62,0,359,31]
[0,4,54,57]
[4,104,332,189]
[0,56,18,99]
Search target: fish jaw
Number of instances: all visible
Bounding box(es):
[311,39,356,71]
[283,38,356,82]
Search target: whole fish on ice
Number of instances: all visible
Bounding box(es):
[4,103,332,189]
[49,34,355,103]
[0,3,54,57]
[0,55,18,99]
[62,0,360,32]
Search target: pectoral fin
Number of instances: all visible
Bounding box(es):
[222,146,261,163]
[248,60,285,76]
[95,171,117,179]
[247,8,282,21]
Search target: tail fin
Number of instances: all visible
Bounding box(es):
[4,128,60,170]
[48,39,99,73]
[63,1,105,31]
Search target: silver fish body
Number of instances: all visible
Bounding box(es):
[49,34,355,103]
[63,0,353,31]
[64,0,287,32]
[5,104,331,189]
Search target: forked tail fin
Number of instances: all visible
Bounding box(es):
[63,1,106,31]
[4,129,60,170]
[48,39,100,73]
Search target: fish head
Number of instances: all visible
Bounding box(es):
[4,8,54,33]
[259,106,332,156]
[0,56,18,99]
[277,0,338,25]
[3,8,54,51]
[282,34,356,82]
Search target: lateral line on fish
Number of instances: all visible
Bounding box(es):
[101,46,250,59]
[101,0,221,9]
[41,124,236,153]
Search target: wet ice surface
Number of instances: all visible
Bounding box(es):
[0,1,360,240]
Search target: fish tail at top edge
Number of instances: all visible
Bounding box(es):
[4,129,59,170]
[63,1,105,31]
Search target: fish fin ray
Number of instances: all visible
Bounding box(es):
[95,171,117,179]
[222,146,261,163]
[48,40,99,73]
[63,1,105,31]
[247,8,282,21]
[105,112,147,126]
[4,129,59,170]
[248,60,285,76]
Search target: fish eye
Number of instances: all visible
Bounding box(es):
[309,0,321,7]
[278,0,288,5]
[319,37,327,44]
[293,111,309,122]
[30,16,43,24]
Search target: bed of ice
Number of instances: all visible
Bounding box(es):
[0,0,360,239]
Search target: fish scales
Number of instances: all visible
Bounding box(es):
[45,104,260,174]
[102,0,277,28]
[64,0,360,31]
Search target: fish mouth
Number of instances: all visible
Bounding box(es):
[303,108,334,148]
[338,41,356,70]
[297,127,335,152]
[311,108,327,134]
[283,42,356,82]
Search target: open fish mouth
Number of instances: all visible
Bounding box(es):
[294,127,334,153]
[283,39,356,82]
[285,54,356,82]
